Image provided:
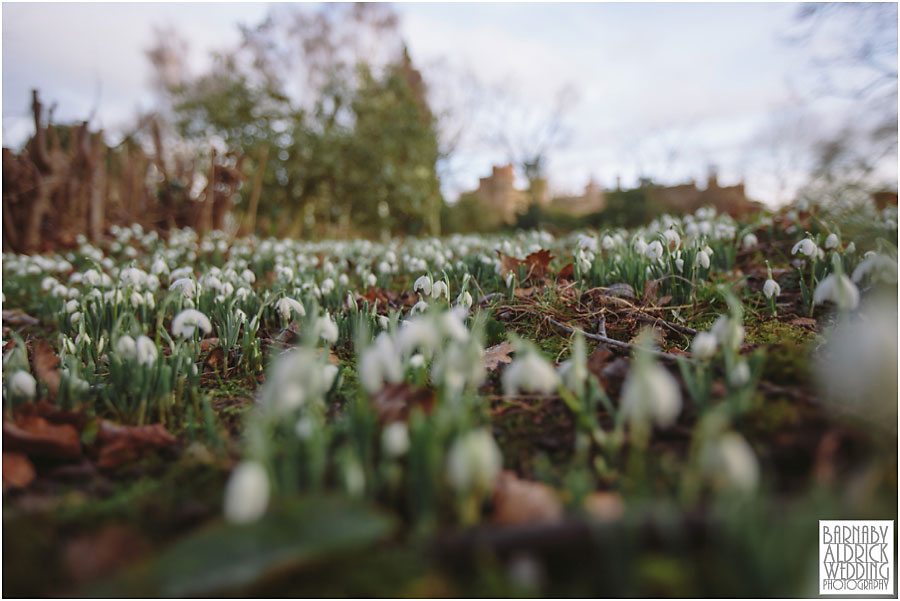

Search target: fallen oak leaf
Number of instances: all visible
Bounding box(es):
[198,337,221,352]
[495,250,524,276]
[92,421,178,470]
[31,339,61,399]
[557,262,574,280]
[491,470,563,526]
[2,451,36,492]
[371,382,435,424]
[523,249,555,279]
[484,341,514,372]
[2,415,82,460]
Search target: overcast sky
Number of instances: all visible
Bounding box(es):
[3,2,897,206]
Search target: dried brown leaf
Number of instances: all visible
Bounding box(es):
[371,382,435,424]
[2,415,81,460]
[31,339,60,399]
[2,451,36,492]
[491,470,563,526]
[92,421,178,470]
[484,341,514,372]
[583,491,625,522]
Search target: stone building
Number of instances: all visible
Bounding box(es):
[646,170,761,218]
[551,177,607,216]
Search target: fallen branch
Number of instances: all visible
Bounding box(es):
[544,316,687,362]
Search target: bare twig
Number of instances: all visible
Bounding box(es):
[544,316,687,362]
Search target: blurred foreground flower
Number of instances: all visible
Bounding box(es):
[223,460,270,524]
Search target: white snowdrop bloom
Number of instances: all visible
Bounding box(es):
[8,370,36,400]
[115,335,137,360]
[377,261,391,274]
[503,350,560,397]
[824,233,839,249]
[601,235,616,250]
[119,267,147,289]
[742,233,758,249]
[397,318,441,357]
[130,291,144,308]
[432,281,449,300]
[409,353,426,368]
[691,332,718,360]
[382,422,410,458]
[234,287,251,301]
[136,335,158,366]
[70,312,82,325]
[171,309,213,338]
[456,290,474,309]
[320,278,335,294]
[700,432,759,493]
[763,279,781,299]
[446,429,502,493]
[316,314,339,344]
[791,238,818,258]
[578,234,598,253]
[144,291,156,309]
[675,258,685,271]
[633,237,648,255]
[696,250,711,269]
[645,240,664,261]
[69,272,84,285]
[685,222,700,238]
[414,274,433,297]
[575,248,593,273]
[359,333,404,393]
[50,284,68,298]
[223,460,270,525]
[169,266,193,281]
[169,278,196,298]
[411,300,429,314]
[620,359,682,428]
[851,254,898,284]
[377,315,390,329]
[365,273,377,287]
[729,360,751,387]
[845,242,856,254]
[441,307,470,342]
[41,276,57,291]
[295,417,315,440]
[75,331,90,347]
[663,229,681,251]
[813,273,860,310]
[83,269,102,286]
[505,272,516,288]
[322,364,339,391]
[150,257,169,276]
[338,273,350,286]
[65,299,79,313]
[275,297,306,321]
[103,289,124,305]
[710,315,745,351]
[240,268,256,284]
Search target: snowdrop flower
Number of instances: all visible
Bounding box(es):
[169,278,196,297]
[223,460,270,525]
[115,335,137,360]
[691,332,718,360]
[729,360,751,387]
[377,315,390,330]
[503,349,560,397]
[359,333,404,393]
[65,299,79,313]
[338,273,350,286]
[851,254,898,285]
[791,238,818,258]
[813,273,860,310]
[409,353,426,369]
[710,315,745,352]
[41,276,57,291]
[645,240,664,261]
[130,292,144,308]
[675,258,685,271]
[316,314,339,344]
[171,309,213,338]
[633,237,648,255]
[845,241,856,254]
[365,273,377,287]
[136,335,158,366]
[150,257,169,276]
[169,266,193,281]
[382,422,410,458]
[575,247,593,273]
[275,297,306,321]
[456,290,473,309]
[742,233,758,249]
[446,429,502,493]
[696,250,710,269]
[414,274,433,297]
[320,278,335,294]
[397,317,441,357]
[8,370,36,400]
[411,300,429,314]
[432,280,449,300]
[763,279,780,299]
[700,432,759,493]
[240,269,256,284]
[824,233,839,249]
[83,269,102,286]
[663,229,681,251]
[620,354,682,428]
[70,312,82,325]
